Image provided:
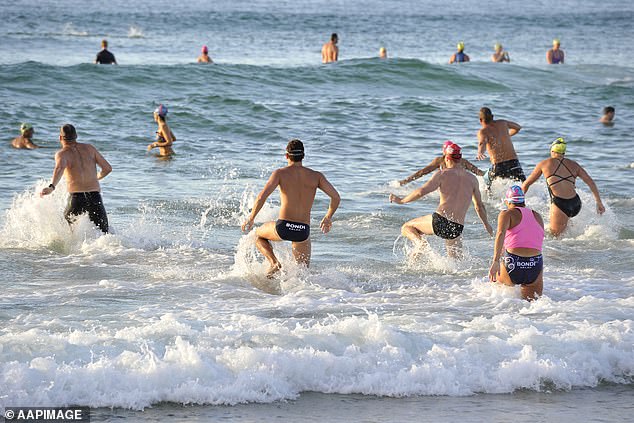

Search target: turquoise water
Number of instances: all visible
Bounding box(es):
[1,0,633,420]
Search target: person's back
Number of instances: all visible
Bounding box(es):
[277,165,321,223]
[95,39,116,64]
[322,33,339,63]
[437,167,477,223]
[542,156,579,199]
[480,120,518,163]
[59,142,102,193]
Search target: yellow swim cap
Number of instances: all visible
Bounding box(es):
[20,122,33,133]
[380,47,386,53]
[494,43,502,50]
[457,42,465,51]
[551,137,567,154]
[553,38,560,45]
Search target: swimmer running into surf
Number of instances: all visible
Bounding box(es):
[147,104,175,156]
[390,143,493,258]
[242,139,340,277]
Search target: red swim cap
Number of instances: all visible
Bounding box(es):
[443,142,462,160]
[202,45,208,53]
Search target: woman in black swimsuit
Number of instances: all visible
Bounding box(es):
[522,138,605,237]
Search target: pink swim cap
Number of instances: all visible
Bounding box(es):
[154,104,168,117]
[443,142,462,160]
[505,185,525,204]
[443,140,454,149]
[201,45,208,53]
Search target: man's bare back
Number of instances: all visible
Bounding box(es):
[11,135,38,149]
[477,119,520,164]
[321,33,339,63]
[435,167,480,224]
[276,166,324,223]
[57,143,107,193]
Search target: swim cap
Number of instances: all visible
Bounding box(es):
[20,122,33,133]
[551,137,566,154]
[154,104,168,117]
[494,43,502,50]
[201,45,208,53]
[443,140,454,149]
[443,142,462,160]
[505,185,525,204]
[380,47,386,53]
[553,38,560,45]
[457,42,465,51]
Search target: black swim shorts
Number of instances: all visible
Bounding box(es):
[65,192,109,233]
[432,213,464,240]
[490,159,526,183]
[275,219,310,242]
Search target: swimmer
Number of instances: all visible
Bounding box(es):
[600,106,615,126]
[390,143,493,258]
[40,124,112,233]
[449,41,470,64]
[197,45,213,63]
[321,33,339,63]
[95,39,117,65]
[547,39,564,64]
[522,137,605,237]
[147,104,175,156]
[489,185,544,301]
[399,140,484,186]
[491,43,510,62]
[477,107,525,187]
[242,139,340,277]
[379,47,387,59]
[11,123,39,149]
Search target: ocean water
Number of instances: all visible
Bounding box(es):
[0,0,633,421]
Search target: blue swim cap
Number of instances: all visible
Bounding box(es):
[154,104,168,117]
[505,185,525,204]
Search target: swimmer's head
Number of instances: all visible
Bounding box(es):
[101,39,108,48]
[505,185,525,205]
[479,107,494,124]
[60,124,77,142]
[550,137,567,155]
[553,38,560,47]
[379,47,387,58]
[286,139,304,162]
[494,43,502,51]
[20,122,33,134]
[443,142,462,161]
[457,41,465,52]
[201,45,208,54]
[603,106,615,115]
[331,33,338,43]
[154,104,168,118]
[443,140,454,150]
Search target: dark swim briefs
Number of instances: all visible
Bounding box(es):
[552,193,582,218]
[275,219,310,242]
[489,159,526,183]
[432,213,464,240]
[65,192,109,233]
[502,251,543,285]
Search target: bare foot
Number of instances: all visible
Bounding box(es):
[266,263,282,279]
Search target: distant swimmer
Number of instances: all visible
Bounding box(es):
[449,42,470,64]
[242,139,340,277]
[399,140,484,186]
[95,39,117,65]
[600,106,615,126]
[489,186,545,301]
[147,104,175,157]
[379,47,387,59]
[321,33,339,63]
[491,43,510,63]
[40,124,112,233]
[11,123,39,149]
[389,143,492,258]
[477,107,525,187]
[522,137,605,237]
[197,45,212,63]
[547,39,564,64]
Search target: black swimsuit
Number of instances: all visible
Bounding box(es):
[546,158,582,218]
[65,192,109,233]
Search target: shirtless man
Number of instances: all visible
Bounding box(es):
[477,107,525,187]
[321,33,339,64]
[522,137,605,237]
[389,143,493,257]
[547,39,564,64]
[600,106,615,126]
[11,123,39,149]
[242,139,340,277]
[491,43,510,63]
[399,140,483,186]
[40,124,112,233]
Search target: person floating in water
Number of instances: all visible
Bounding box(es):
[321,33,339,63]
[600,106,615,126]
[11,123,39,149]
[147,104,175,157]
[489,185,545,301]
[491,43,510,62]
[390,143,492,258]
[40,124,112,233]
[522,137,605,237]
[379,47,387,59]
[197,45,212,63]
[242,139,340,278]
[95,39,117,65]
[477,107,525,187]
[547,39,564,64]
[449,42,470,64]
[398,140,483,186]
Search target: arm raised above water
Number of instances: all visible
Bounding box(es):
[242,170,281,232]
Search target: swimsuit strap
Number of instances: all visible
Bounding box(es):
[547,158,576,188]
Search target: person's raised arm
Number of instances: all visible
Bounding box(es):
[489,210,511,282]
[390,170,441,204]
[521,162,543,194]
[40,152,67,197]
[472,181,493,236]
[577,164,605,214]
[242,170,281,232]
[318,173,341,234]
[507,120,521,136]
[399,157,443,185]
[94,147,112,180]
[462,158,484,176]
[476,130,488,160]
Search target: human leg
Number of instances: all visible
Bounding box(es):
[520,270,543,301]
[549,203,569,237]
[255,221,283,276]
[292,238,311,267]
[445,237,463,259]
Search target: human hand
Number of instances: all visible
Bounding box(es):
[488,260,500,282]
[241,218,254,232]
[597,202,606,215]
[389,194,402,204]
[40,186,54,197]
[476,152,487,161]
[147,143,155,151]
[320,216,333,234]
[399,179,407,186]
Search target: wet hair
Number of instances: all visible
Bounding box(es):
[101,39,108,48]
[286,139,304,162]
[603,106,615,114]
[331,33,338,42]
[480,107,494,123]
[60,124,77,141]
